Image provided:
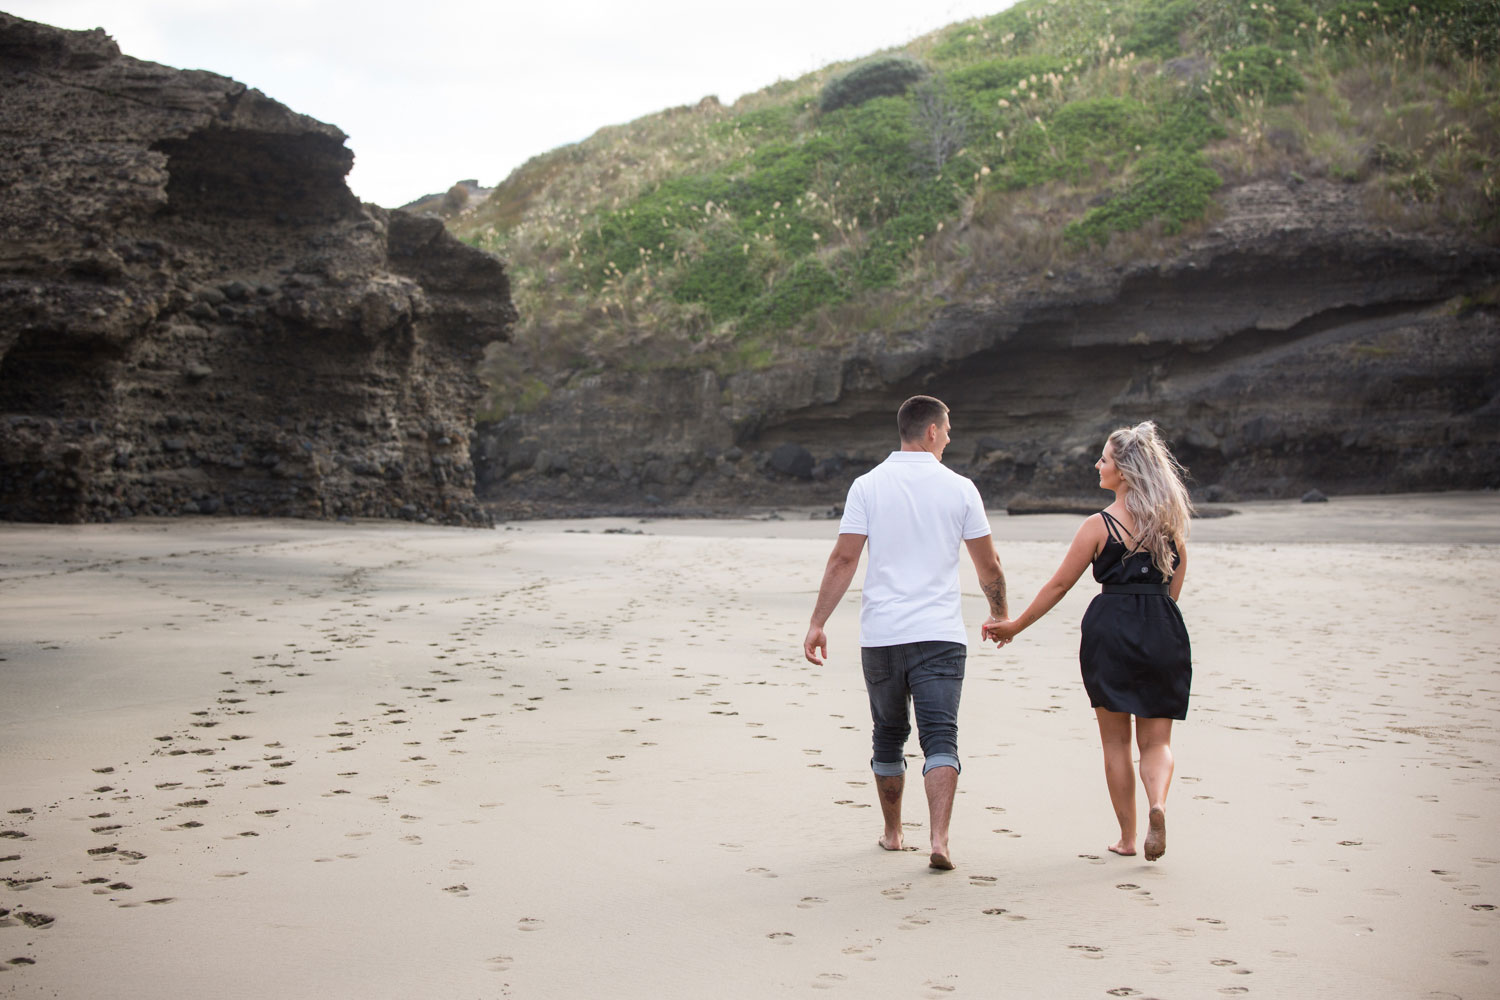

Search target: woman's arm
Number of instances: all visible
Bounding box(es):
[1169,541,1187,602]
[984,515,1104,642]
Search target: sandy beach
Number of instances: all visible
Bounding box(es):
[2,493,1497,999]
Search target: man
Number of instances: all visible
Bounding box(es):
[803,395,1008,871]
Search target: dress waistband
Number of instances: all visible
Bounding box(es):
[1102,583,1170,596]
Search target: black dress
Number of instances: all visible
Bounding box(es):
[1079,510,1192,720]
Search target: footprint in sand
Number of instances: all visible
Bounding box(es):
[969,875,997,888]
[767,931,795,944]
[745,867,778,879]
[881,885,909,901]
[517,917,542,931]
[1105,989,1142,997]
[485,955,513,972]
[1449,950,1488,966]
[797,897,826,909]
[444,884,470,897]
[1069,945,1104,959]
[841,942,879,961]
[811,972,846,989]
[899,909,934,930]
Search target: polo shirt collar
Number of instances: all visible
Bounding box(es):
[886,451,939,462]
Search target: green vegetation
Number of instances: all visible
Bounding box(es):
[819,55,930,112]
[456,0,1500,418]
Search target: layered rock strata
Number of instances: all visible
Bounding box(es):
[476,178,1498,514]
[0,14,516,524]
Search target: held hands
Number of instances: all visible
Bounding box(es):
[811,617,1020,660]
[982,616,1021,646]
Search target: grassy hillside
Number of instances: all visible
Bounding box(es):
[453,0,1500,419]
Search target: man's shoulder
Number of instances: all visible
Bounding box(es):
[930,462,982,494]
[849,455,897,485]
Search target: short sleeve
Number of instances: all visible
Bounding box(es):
[839,477,868,535]
[960,478,990,540]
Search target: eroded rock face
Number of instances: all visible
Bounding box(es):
[476,178,1499,514]
[0,13,516,524]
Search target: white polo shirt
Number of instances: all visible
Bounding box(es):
[838,451,992,647]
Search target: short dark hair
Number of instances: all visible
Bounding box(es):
[897,395,948,442]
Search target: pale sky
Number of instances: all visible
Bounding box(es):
[9,0,1014,207]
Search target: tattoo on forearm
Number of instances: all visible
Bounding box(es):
[982,575,1007,616]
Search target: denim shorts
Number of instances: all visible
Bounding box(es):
[861,640,966,776]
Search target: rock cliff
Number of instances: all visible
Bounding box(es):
[0,13,516,524]
[475,177,1499,515]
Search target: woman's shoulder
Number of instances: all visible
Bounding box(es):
[1075,510,1111,550]
[1096,506,1133,536]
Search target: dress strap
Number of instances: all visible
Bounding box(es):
[1099,510,1129,543]
[1100,510,1151,558]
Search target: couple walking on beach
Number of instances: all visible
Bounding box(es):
[803,395,1193,870]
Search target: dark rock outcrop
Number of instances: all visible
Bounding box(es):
[0,13,516,524]
[476,177,1499,514]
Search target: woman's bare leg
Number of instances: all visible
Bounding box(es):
[1136,717,1175,861]
[1095,708,1137,855]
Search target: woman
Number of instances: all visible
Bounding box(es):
[986,421,1193,861]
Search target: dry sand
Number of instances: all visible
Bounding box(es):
[1,493,1497,998]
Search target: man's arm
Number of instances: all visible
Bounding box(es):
[804,533,867,665]
[964,534,1008,637]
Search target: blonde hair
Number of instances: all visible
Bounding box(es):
[1107,421,1194,580]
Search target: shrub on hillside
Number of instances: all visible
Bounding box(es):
[1324,0,1500,56]
[745,257,848,331]
[947,54,1069,129]
[1064,149,1221,246]
[1121,0,1197,58]
[443,183,470,214]
[997,97,1156,189]
[820,56,929,113]
[1209,45,1303,106]
[671,228,767,322]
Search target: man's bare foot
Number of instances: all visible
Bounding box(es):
[1107,841,1136,857]
[929,851,954,871]
[1144,806,1166,861]
[878,834,905,851]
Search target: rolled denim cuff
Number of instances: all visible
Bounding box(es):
[922,753,960,776]
[870,756,907,777]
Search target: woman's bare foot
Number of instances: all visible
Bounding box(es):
[1107,840,1136,857]
[1144,806,1166,861]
